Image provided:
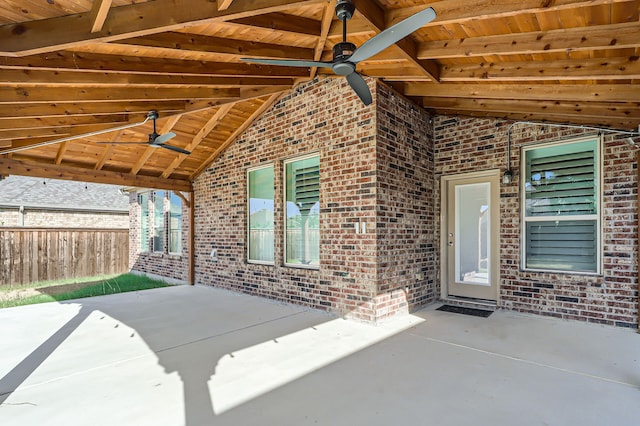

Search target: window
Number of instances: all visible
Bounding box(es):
[248,165,275,263]
[284,155,320,268]
[522,137,600,273]
[169,192,182,254]
[153,190,165,253]
[140,193,150,252]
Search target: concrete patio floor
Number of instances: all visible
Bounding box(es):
[0,285,638,426]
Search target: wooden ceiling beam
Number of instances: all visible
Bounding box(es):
[95,130,122,171]
[418,22,640,59]
[428,108,639,131]
[311,1,337,80]
[0,114,130,131]
[218,0,234,11]
[440,57,640,82]
[404,83,640,103]
[0,128,71,142]
[0,52,308,77]
[90,0,113,33]
[0,87,241,104]
[162,104,234,178]
[0,0,325,57]
[352,0,440,82]
[0,101,187,119]
[388,0,637,26]
[0,68,296,87]
[421,97,640,121]
[0,157,193,192]
[119,32,314,61]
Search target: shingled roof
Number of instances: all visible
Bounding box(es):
[0,176,129,213]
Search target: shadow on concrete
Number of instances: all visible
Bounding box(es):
[0,285,334,425]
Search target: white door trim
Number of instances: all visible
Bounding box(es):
[440,169,501,302]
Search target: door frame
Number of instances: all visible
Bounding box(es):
[440,169,501,302]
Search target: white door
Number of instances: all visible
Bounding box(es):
[442,171,500,301]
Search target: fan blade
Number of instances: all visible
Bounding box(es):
[153,132,176,145]
[157,143,191,155]
[346,72,372,106]
[349,7,436,63]
[240,58,334,68]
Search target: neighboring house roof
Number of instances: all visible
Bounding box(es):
[0,176,129,213]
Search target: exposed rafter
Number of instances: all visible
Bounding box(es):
[0,158,193,192]
[89,0,113,33]
[0,0,326,57]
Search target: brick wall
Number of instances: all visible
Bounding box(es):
[127,77,637,328]
[434,115,638,328]
[374,85,436,320]
[193,77,381,321]
[0,208,128,228]
[190,78,435,322]
[129,192,189,283]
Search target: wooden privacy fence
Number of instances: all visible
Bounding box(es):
[0,228,129,286]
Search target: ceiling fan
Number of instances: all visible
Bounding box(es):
[97,110,190,154]
[0,110,190,156]
[241,0,437,106]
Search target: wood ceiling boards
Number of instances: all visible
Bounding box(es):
[0,0,638,188]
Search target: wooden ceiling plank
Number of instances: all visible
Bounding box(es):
[192,92,284,178]
[0,87,241,104]
[183,85,291,114]
[0,52,309,78]
[0,0,325,57]
[0,157,193,192]
[0,68,296,87]
[162,104,233,178]
[418,22,640,59]
[119,32,314,61]
[351,0,440,82]
[90,0,113,33]
[404,82,640,103]
[229,12,322,37]
[440,56,640,81]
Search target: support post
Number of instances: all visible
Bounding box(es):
[188,191,195,286]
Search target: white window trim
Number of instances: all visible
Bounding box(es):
[139,193,150,253]
[168,191,182,255]
[247,164,275,265]
[153,190,166,254]
[520,135,603,275]
[283,153,320,270]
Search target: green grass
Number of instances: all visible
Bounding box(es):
[0,274,121,292]
[0,273,169,309]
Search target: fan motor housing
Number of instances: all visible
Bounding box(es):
[333,42,356,62]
